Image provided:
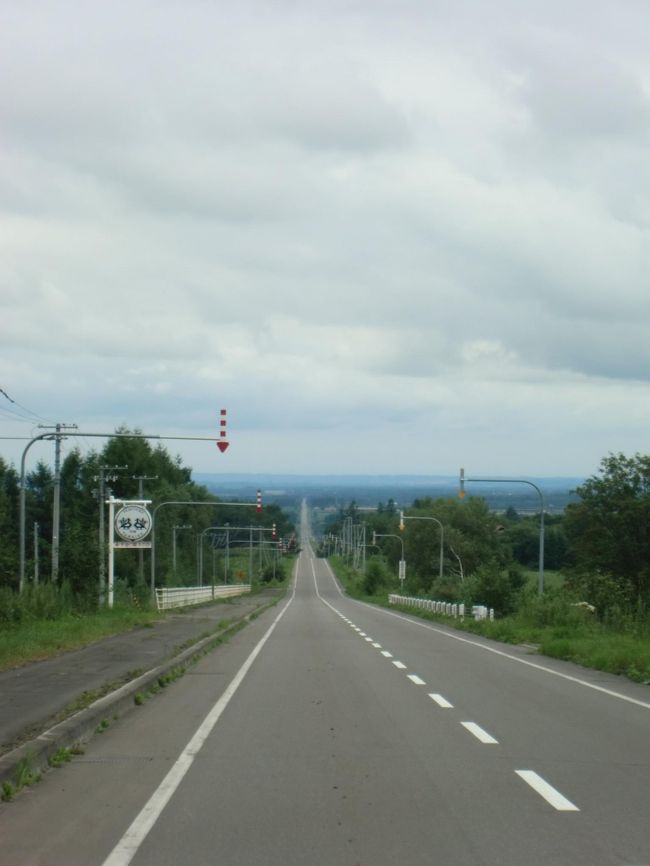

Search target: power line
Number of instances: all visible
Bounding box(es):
[0,388,55,424]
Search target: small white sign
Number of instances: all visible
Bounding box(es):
[115,505,152,542]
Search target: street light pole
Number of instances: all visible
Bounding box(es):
[373,531,406,587]
[151,500,260,597]
[460,469,545,594]
[18,430,221,592]
[399,511,444,581]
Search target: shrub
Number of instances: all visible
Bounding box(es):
[464,560,524,616]
[363,559,389,596]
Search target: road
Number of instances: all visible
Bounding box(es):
[2,520,649,865]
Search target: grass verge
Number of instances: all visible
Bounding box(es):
[0,606,163,671]
[329,559,650,685]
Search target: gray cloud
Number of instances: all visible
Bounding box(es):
[2,0,650,476]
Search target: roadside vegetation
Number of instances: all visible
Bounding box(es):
[323,453,650,684]
[0,431,296,669]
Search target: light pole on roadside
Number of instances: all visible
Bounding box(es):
[151,500,261,597]
[460,468,546,594]
[373,531,406,588]
[399,511,444,581]
[18,430,222,593]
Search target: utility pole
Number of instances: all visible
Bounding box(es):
[33,522,39,586]
[94,464,128,605]
[133,475,158,585]
[37,422,77,583]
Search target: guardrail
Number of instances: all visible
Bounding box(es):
[388,594,494,621]
[155,584,251,611]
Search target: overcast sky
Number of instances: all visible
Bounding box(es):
[1,0,649,479]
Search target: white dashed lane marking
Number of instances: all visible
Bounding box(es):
[515,771,579,812]
[461,722,499,745]
[312,560,586,819]
[429,693,454,708]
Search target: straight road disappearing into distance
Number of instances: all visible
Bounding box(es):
[2,503,649,865]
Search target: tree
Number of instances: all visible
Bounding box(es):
[564,453,650,608]
[0,458,19,587]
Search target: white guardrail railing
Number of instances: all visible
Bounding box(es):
[388,594,494,621]
[155,584,251,611]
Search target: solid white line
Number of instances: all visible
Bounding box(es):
[515,770,579,811]
[333,591,650,712]
[461,721,499,744]
[102,564,299,866]
[392,661,407,669]
[408,674,426,685]
[381,651,393,658]
[429,693,454,708]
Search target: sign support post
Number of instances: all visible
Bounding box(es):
[107,498,153,609]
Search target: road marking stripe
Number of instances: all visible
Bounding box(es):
[381,650,393,658]
[359,632,367,636]
[336,591,650,711]
[408,674,426,685]
[392,661,407,669]
[461,722,499,744]
[102,559,300,866]
[429,693,454,708]
[515,770,579,811]
[365,637,374,642]
[372,642,382,648]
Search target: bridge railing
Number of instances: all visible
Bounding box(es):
[155,584,251,611]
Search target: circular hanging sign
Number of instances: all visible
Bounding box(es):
[114,505,152,541]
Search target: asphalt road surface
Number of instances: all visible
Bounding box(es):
[2,530,649,865]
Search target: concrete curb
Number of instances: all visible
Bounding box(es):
[0,594,279,794]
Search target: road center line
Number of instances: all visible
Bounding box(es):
[407,674,426,685]
[381,650,393,658]
[429,693,454,708]
[515,770,580,811]
[392,661,407,669]
[461,721,499,744]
